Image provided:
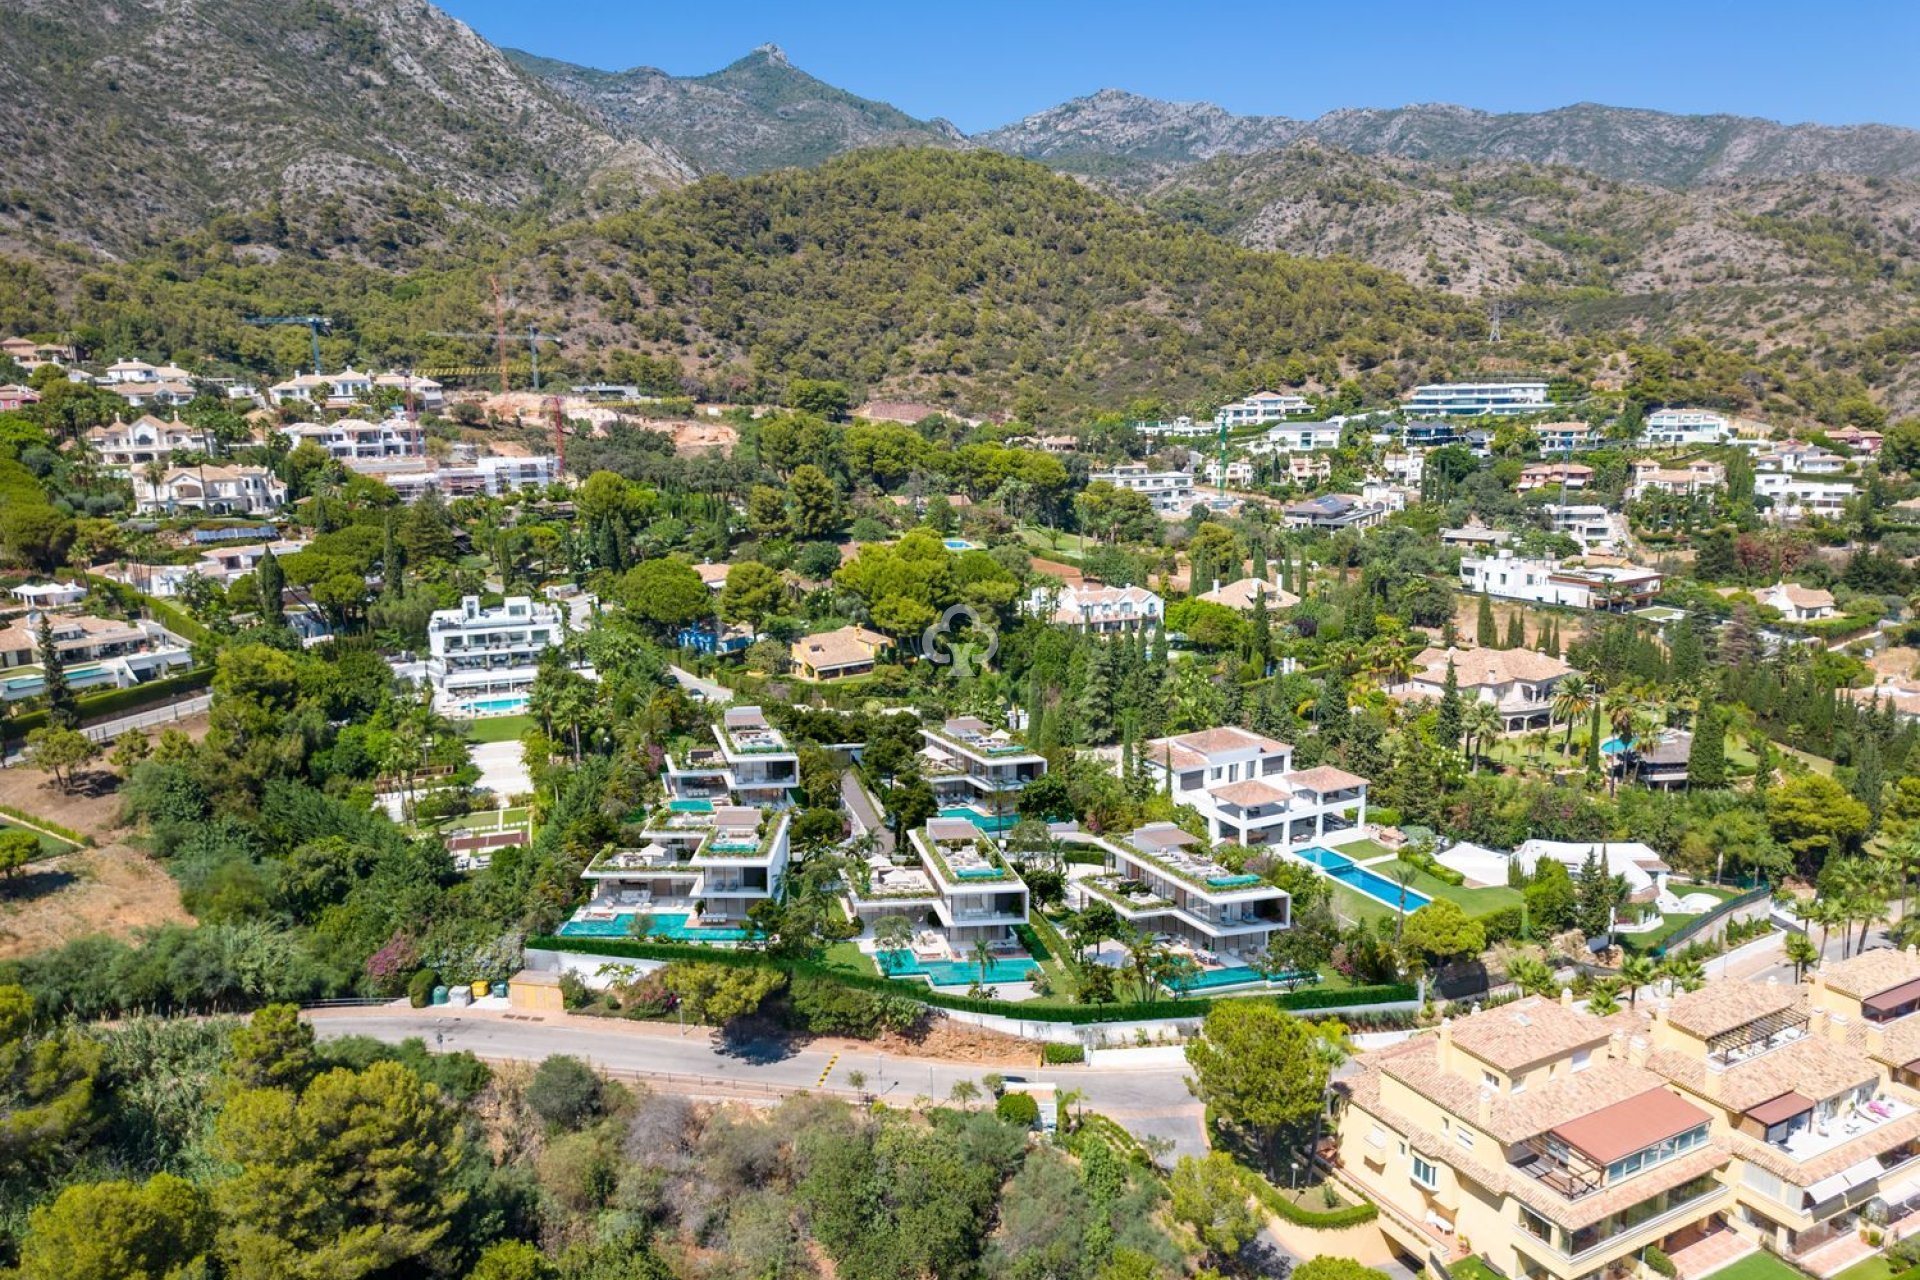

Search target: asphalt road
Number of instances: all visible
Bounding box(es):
[840,772,895,858]
[310,1008,1208,1157]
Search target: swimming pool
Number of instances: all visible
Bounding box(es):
[668,799,715,813]
[1601,737,1635,755]
[938,806,1018,834]
[878,950,1038,986]
[461,695,529,715]
[558,911,752,943]
[1292,846,1431,913]
[942,538,979,551]
[1164,966,1271,993]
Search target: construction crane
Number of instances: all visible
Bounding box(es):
[424,325,559,393]
[244,314,332,374]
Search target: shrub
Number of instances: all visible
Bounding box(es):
[996,1091,1041,1127]
[1234,1161,1378,1228]
[407,968,437,1009]
[1042,1042,1086,1065]
[785,974,924,1037]
[1643,1247,1677,1278]
[557,971,590,1010]
[526,1055,604,1128]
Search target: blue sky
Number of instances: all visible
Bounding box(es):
[443,0,1920,133]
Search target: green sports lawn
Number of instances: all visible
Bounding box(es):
[463,714,535,743]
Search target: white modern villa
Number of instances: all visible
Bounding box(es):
[571,802,793,939]
[1142,726,1369,847]
[919,716,1047,831]
[1401,380,1550,418]
[848,817,1031,949]
[421,594,591,715]
[1461,551,1664,610]
[1214,390,1313,428]
[711,705,801,808]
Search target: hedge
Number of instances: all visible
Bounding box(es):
[0,803,89,848]
[1236,1163,1379,1229]
[80,573,211,645]
[7,667,213,740]
[1041,1042,1085,1065]
[527,936,1416,1024]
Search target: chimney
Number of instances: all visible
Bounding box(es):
[1627,1034,1651,1069]
[1809,1007,1830,1041]
[1560,986,1574,1008]
[1437,1016,1453,1066]
[1826,1011,1851,1046]
[1478,1086,1494,1126]
[1867,1021,1887,1057]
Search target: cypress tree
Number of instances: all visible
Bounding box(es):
[257,547,287,627]
[1441,614,1460,649]
[1585,701,1604,778]
[1688,705,1727,788]
[1854,734,1885,821]
[38,613,76,730]
[1250,589,1272,672]
[1476,593,1497,647]
[1436,658,1465,751]
[1504,610,1525,650]
[1251,539,1268,582]
[382,514,405,597]
[1669,617,1704,684]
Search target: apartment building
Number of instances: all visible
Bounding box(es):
[84,414,217,469]
[1756,474,1855,523]
[1143,726,1367,847]
[268,368,375,408]
[1641,409,1732,448]
[847,817,1030,949]
[711,705,801,808]
[1204,458,1256,487]
[1402,381,1552,418]
[1132,416,1212,439]
[1758,443,1847,476]
[133,464,286,515]
[372,371,445,411]
[423,595,588,711]
[1462,552,1663,610]
[1090,465,1195,513]
[1335,995,1733,1280]
[1215,390,1314,428]
[1390,646,1579,732]
[1628,460,1727,501]
[279,415,425,464]
[918,716,1047,828]
[1258,421,1343,452]
[372,455,563,501]
[1074,823,1290,971]
[1026,582,1164,632]
[1519,463,1594,493]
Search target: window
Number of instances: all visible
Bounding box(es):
[1483,1070,1500,1092]
[1411,1155,1439,1190]
[1457,1128,1475,1151]
[1571,1049,1591,1072]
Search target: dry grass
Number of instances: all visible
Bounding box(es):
[0,842,192,960]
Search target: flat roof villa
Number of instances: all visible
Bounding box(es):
[1401,380,1550,418]
[1143,727,1368,849]
[0,611,192,701]
[567,803,793,939]
[422,595,591,716]
[713,705,800,807]
[1461,552,1664,611]
[919,716,1046,830]
[1071,823,1290,985]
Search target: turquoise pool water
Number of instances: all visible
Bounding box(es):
[942,538,978,551]
[558,911,751,942]
[1601,737,1634,755]
[878,950,1038,986]
[462,695,529,714]
[668,799,715,813]
[938,807,1017,834]
[1293,846,1431,913]
[1164,966,1307,993]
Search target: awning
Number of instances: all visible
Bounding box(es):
[1866,978,1920,1018]
[1808,1158,1888,1206]
[1551,1087,1712,1165]
[1747,1092,1816,1127]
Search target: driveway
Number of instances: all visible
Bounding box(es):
[470,740,532,802]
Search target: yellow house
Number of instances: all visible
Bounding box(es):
[790,624,890,681]
[1336,959,1920,1280]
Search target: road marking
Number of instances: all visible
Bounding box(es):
[818,1052,840,1086]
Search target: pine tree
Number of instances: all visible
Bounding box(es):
[1504,610,1525,650]
[1436,658,1465,752]
[1854,734,1885,822]
[382,514,405,597]
[1688,705,1727,788]
[37,613,76,730]
[1441,613,1460,649]
[1476,593,1497,647]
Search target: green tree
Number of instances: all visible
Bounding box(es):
[1785,930,1820,980]
[212,1061,467,1280]
[16,1172,214,1280]
[36,612,76,730]
[24,724,95,792]
[1768,774,1872,876]
[786,378,852,419]
[1475,592,1497,647]
[1184,1000,1336,1171]
[0,827,30,884]
[525,1055,604,1128]
[1402,897,1486,967]
[1435,657,1464,751]
[1167,1152,1258,1259]
[468,1241,558,1280]
[788,464,845,539]
[1688,705,1727,788]
[0,983,102,1171]
[719,560,786,628]
[619,559,711,631]
[224,1002,318,1093]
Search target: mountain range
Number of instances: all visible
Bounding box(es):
[0,0,1917,417]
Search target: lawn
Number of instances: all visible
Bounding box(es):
[1450,1260,1505,1280]
[1832,1256,1896,1280]
[463,714,535,744]
[425,807,531,834]
[1316,853,1521,927]
[3,817,81,859]
[1711,1251,1815,1280]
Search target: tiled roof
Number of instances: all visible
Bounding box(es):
[1664,982,1801,1040]
[1446,996,1610,1073]
[1284,765,1368,793]
[1379,1039,1653,1142]
[1197,577,1300,612]
[1721,1107,1920,1187]
[1820,948,1920,1000]
[1650,1035,1876,1113]
[1146,726,1290,770]
[1212,779,1290,807]
[1412,645,1574,687]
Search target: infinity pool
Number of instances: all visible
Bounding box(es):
[938,807,1018,834]
[461,695,529,715]
[1292,846,1431,913]
[558,911,751,942]
[878,951,1038,986]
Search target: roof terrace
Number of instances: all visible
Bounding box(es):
[924,716,1041,759]
[918,818,1019,884]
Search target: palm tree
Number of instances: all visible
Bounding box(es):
[1586,980,1623,1016]
[1388,863,1419,944]
[1123,929,1169,1004]
[873,915,914,973]
[1804,894,1847,961]
[1619,953,1657,1008]
[1055,1085,1086,1133]
[1661,954,1706,994]
[1506,955,1555,997]
[1463,701,1503,773]
[1785,931,1820,982]
[972,938,996,991]
[1551,674,1597,758]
